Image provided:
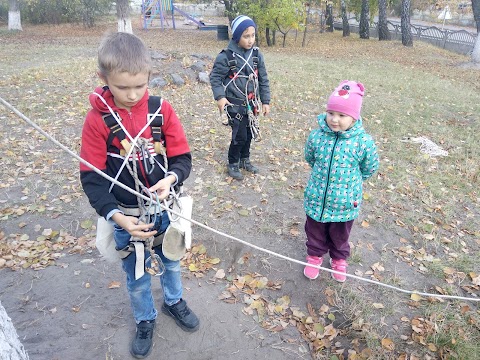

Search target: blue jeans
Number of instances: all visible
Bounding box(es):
[113,211,183,323]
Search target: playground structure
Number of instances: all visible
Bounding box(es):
[141,0,216,30]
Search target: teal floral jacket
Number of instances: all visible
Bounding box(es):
[304,114,379,223]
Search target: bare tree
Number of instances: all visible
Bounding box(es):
[8,0,22,31]
[359,0,369,39]
[401,0,413,46]
[341,0,350,37]
[472,0,480,63]
[116,0,132,33]
[378,0,390,40]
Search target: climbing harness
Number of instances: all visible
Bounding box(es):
[92,92,192,280]
[2,95,479,303]
[222,48,262,142]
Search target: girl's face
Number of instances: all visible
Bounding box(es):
[100,71,149,111]
[326,111,356,132]
[238,26,256,50]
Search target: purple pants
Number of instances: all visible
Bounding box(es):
[305,215,354,260]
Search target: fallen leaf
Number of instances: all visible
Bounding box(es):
[381,338,395,351]
[108,281,121,289]
[215,269,225,279]
[411,293,423,302]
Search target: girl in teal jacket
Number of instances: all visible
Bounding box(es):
[303,80,379,282]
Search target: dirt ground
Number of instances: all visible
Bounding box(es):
[1,14,479,360]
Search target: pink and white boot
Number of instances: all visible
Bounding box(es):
[304,255,323,280]
[330,258,348,282]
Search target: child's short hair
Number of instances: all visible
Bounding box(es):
[98,32,152,77]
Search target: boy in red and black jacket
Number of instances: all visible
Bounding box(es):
[80,32,199,359]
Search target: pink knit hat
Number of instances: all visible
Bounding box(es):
[326,80,365,120]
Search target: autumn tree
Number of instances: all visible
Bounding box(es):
[378,0,390,40]
[269,0,305,47]
[8,0,22,31]
[472,0,480,63]
[359,0,369,39]
[401,0,413,46]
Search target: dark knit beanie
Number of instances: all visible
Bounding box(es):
[231,15,256,43]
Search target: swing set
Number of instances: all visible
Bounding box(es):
[141,0,210,30]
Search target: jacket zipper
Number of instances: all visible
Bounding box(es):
[319,133,339,220]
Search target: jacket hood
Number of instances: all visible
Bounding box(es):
[317,113,364,139]
[89,86,115,113]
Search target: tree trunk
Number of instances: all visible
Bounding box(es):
[359,0,370,39]
[401,0,413,46]
[472,0,480,32]
[326,4,334,32]
[116,0,132,33]
[0,301,29,360]
[472,0,480,62]
[8,0,22,31]
[472,34,480,63]
[266,27,272,46]
[341,0,350,37]
[302,6,309,46]
[378,0,390,40]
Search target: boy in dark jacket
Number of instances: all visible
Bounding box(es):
[209,15,271,180]
[80,32,199,359]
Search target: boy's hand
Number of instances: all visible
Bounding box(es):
[111,213,157,239]
[149,175,176,201]
[262,104,270,116]
[217,98,231,113]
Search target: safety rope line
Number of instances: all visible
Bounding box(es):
[1,95,478,303]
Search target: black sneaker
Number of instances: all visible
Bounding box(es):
[162,299,199,332]
[239,158,259,174]
[227,163,244,180]
[130,320,155,359]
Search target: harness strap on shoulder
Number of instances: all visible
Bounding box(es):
[223,49,237,78]
[147,96,164,143]
[102,112,126,146]
[252,47,259,70]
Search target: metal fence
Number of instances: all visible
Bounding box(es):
[333,20,477,55]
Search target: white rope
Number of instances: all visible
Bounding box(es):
[1,96,478,303]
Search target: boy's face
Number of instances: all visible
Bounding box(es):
[100,71,149,111]
[238,26,256,50]
[326,111,356,132]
